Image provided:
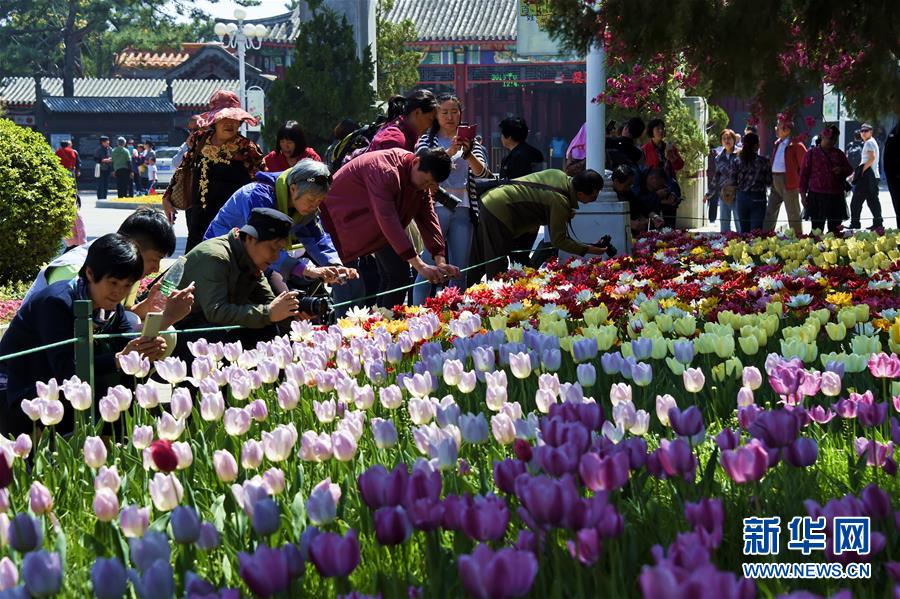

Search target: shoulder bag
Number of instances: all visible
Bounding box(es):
[165,133,208,210]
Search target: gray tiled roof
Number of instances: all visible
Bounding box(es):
[0,77,239,108]
[386,0,517,41]
[43,97,177,114]
[253,0,517,44]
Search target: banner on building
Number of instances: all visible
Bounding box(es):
[516,0,562,56]
[246,87,265,133]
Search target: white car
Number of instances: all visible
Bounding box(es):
[154,146,181,188]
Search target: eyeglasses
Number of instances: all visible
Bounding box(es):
[306,175,333,188]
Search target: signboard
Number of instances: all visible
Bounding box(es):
[11,114,35,127]
[822,84,852,122]
[246,87,265,133]
[516,0,562,57]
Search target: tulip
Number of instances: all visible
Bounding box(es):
[276,381,300,411]
[21,550,62,597]
[149,473,183,512]
[223,408,251,436]
[262,425,297,463]
[80,436,107,469]
[170,387,192,420]
[0,558,11,589]
[241,440,264,470]
[63,379,92,411]
[8,513,42,553]
[672,340,695,365]
[404,372,434,398]
[491,414,516,445]
[462,495,509,542]
[568,527,603,566]
[238,545,290,597]
[715,428,741,451]
[684,498,724,547]
[134,384,159,410]
[307,478,341,526]
[668,406,705,439]
[263,468,286,495]
[653,395,676,426]
[784,437,818,467]
[632,362,653,386]
[655,439,697,481]
[868,352,900,378]
[600,351,623,375]
[91,557,126,599]
[379,385,403,410]
[156,412,185,441]
[154,357,187,385]
[458,544,538,599]
[374,506,413,545]
[819,371,841,397]
[860,484,892,520]
[308,529,361,578]
[131,425,153,450]
[508,352,532,379]
[93,488,119,522]
[148,440,178,473]
[857,402,888,427]
[28,482,52,515]
[472,347,496,372]
[251,498,281,536]
[748,409,800,448]
[299,432,332,463]
[196,523,221,551]
[119,505,150,538]
[572,337,598,363]
[683,368,705,393]
[371,418,398,449]
[579,451,629,492]
[358,465,408,510]
[458,371,478,393]
[720,439,769,483]
[170,505,201,544]
[331,429,358,461]
[609,383,631,405]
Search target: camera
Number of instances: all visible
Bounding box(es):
[434,186,462,211]
[597,234,618,258]
[298,295,333,317]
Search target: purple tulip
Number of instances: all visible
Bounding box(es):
[441,494,468,531]
[893,417,900,445]
[282,543,305,580]
[537,442,581,477]
[516,474,579,528]
[407,498,444,532]
[600,351,624,375]
[567,527,603,566]
[128,559,175,599]
[251,498,281,536]
[861,484,892,520]
[196,523,221,551]
[404,467,442,509]
[685,498,724,548]
[655,439,697,481]
[632,362,653,386]
[8,513,42,553]
[571,338,598,363]
[458,544,538,599]
[747,409,800,448]
[715,428,740,450]
[737,405,762,429]
[769,364,803,402]
[824,360,846,376]
[493,459,526,495]
[668,406,704,438]
[857,402,888,427]
[91,557,127,599]
[357,465,408,509]
[631,337,652,360]
[170,506,201,544]
[783,437,818,467]
[374,506,413,546]
[620,438,648,470]
[238,545,290,597]
[129,531,170,574]
[462,495,510,542]
[575,402,604,431]
[579,452,630,492]
[541,348,562,372]
[868,352,900,378]
[672,340,694,365]
[514,529,541,556]
[855,438,895,467]
[807,405,835,424]
[309,529,361,578]
[720,439,769,483]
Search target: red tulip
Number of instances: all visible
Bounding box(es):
[149,440,178,473]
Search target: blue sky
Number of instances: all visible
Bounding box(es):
[182,1,292,21]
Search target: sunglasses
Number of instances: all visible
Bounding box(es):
[306,175,333,187]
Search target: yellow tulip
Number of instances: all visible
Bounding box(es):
[489,315,508,331]
[642,322,662,338]
[695,333,715,355]
[666,357,685,376]
[854,303,870,323]
[655,313,674,333]
[891,318,900,345]
[725,356,743,378]
[851,335,881,355]
[713,335,735,359]
[803,342,818,363]
[825,322,847,341]
[711,362,727,382]
[651,337,668,360]
[597,326,618,351]
[780,338,806,361]
[559,336,575,353]
[639,300,659,319]
[738,335,759,355]
[621,342,634,358]
[766,302,784,318]
[810,308,831,326]
[505,327,524,343]
[674,315,697,337]
[583,305,608,328]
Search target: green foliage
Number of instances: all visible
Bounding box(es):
[707,104,730,146]
[375,0,423,100]
[542,0,900,117]
[0,119,75,283]
[660,87,707,177]
[266,6,377,152]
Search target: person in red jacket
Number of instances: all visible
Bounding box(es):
[55,140,79,175]
[262,121,321,171]
[320,148,459,312]
[367,90,438,153]
[763,119,807,235]
[642,118,685,180]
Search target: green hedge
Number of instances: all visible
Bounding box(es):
[0,119,75,283]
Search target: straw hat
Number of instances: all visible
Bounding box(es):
[198,90,258,127]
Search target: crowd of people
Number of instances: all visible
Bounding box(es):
[7,86,898,438]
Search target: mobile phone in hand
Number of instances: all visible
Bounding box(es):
[141,312,164,337]
[456,124,477,142]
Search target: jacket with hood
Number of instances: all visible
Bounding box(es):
[203,171,340,278]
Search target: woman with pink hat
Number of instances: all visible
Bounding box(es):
[163,89,263,252]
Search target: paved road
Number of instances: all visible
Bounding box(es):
[77,186,897,259]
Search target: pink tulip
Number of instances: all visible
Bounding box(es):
[277,381,300,411]
[13,434,32,459]
[742,366,763,390]
[119,505,150,538]
[29,481,53,514]
[331,430,358,461]
[83,436,107,469]
[94,466,121,493]
[0,556,17,591]
[172,442,193,469]
[200,392,225,421]
[241,439,264,470]
[224,408,251,436]
[149,473,183,511]
[262,468,285,495]
[135,384,159,409]
[247,399,268,423]
[170,388,192,420]
[213,450,237,482]
[683,368,705,393]
[307,478,341,526]
[93,488,119,522]
[299,431,332,462]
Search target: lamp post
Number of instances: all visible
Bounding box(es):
[214,9,267,132]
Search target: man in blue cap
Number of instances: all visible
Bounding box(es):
[175,207,311,350]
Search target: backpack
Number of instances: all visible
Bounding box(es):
[328,118,387,173]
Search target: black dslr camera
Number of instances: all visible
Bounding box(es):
[597,234,618,258]
[298,295,333,318]
[434,186,462,211]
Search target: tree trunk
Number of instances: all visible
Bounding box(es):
[62,0,81,96]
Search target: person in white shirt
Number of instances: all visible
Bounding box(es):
[146,157,158,194]
[849,123,882,229]
[172,115,201,170]
[763,120,806,235]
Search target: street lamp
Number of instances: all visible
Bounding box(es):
[214,10,267,131]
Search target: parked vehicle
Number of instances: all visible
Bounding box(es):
[154,146,181,188]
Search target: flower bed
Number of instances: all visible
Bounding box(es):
[0,230,899,598]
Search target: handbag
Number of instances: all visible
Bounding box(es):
[721,185,737,205]
[165,134,206,210]
[819,148,852,194]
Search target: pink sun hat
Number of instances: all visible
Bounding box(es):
[198,90,259,127]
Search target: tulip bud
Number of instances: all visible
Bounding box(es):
[119,505,150,538]
[241,440,264,470]
[83,436,107,469]
[213,450,238,483]
[29,481,53,515]
[251,498,281,536]
[170,506,201,544]
[93,488,119,522]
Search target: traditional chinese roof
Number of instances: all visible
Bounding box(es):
[0,77,241,109]
[115,50,192,70]
[42,97,177,114]
[385,0,517,42]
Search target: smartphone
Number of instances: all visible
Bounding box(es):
[456,123,477,142]
[142,312,164,338]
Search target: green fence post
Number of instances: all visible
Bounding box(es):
[74,299,94,421]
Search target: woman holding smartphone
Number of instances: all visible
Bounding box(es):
[642,118,685,179]
[412,93,490,304]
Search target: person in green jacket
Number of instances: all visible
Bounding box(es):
[478,168,611,277]
[175,207,310,353]
[111,137,133,199]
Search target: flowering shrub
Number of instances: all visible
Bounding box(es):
[0,230,899,597]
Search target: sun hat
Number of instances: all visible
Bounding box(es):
[198,90,259,128]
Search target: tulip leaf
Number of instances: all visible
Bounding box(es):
[221,553,233,585]
[290,490,307,535]
[212,494,226,532]
[54,526,68,571]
